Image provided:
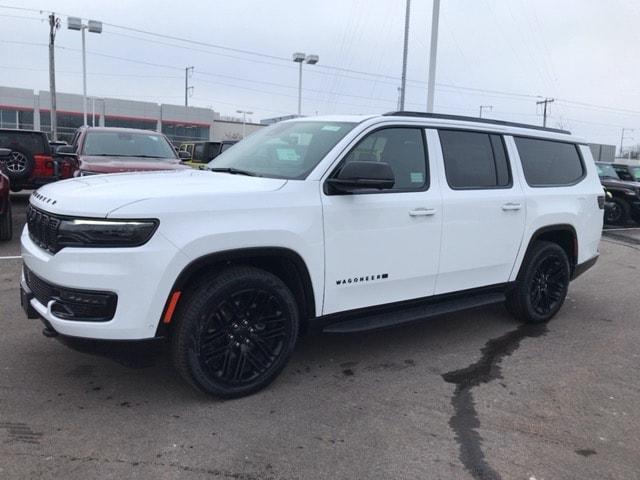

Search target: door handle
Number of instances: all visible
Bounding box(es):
[409,207,436,217]
[501,202,522,211]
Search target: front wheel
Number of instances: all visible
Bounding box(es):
[506,241,570,324]
[605,198,630,225]
[171,266,300,398]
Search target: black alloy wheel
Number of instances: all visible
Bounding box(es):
[529,254,569,317]
[172,266,299,398]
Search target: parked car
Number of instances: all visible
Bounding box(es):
[595,161,640,224]
[179,140,237,167]
[0,128,76,191]
[20,112,603,398]
[58,127,191,176]
[612,163,640,182]
[0,148,12,241]
[49,140,69,154]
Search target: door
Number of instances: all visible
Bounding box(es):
[321,127,442,315]
[433,129,526,294]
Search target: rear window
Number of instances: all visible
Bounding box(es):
[515,137,584,187]
[439,130,511,189]
[0,130,48,154]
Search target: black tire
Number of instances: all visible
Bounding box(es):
[171,265,300,398]
[0,148,35,181]
[604,197,630,225]
[506,241,570,324]
[0,200,11,241]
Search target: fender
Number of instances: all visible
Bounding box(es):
[513,224,578,280]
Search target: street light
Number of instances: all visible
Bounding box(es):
[236,110,253,138]
[68,16,102,126]
[292,52,319,116]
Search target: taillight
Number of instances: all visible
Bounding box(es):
[597,195,605,209]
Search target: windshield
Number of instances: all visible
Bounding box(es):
[208,121,356,179]
[629,166,640,181]
[596,163,619,179]
[83,131,178,159]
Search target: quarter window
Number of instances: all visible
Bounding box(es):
[514,137,584,186]
[439,130,511,189]
[340,128,428,191]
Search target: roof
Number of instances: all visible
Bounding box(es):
[79,126,167,135]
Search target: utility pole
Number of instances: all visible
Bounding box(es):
[185,66,194,107]
[426,0,440,113]
[48,13,60,140]
[620,128,633,157]
[478,105,492,118]
[399,0,411,111]
[536,98,554,128]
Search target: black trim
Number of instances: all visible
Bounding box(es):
[157,247,316,336]
[311,283,511,334]
[519,224,578,276]
[382,111,571,135]
[437,129,514,191]
[323,126,430,196]
[513,136,586,188]
[571,254,598,280]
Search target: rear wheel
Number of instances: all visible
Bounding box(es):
[171,266,299,398]
[0,200,11,241]
[506,241,570,324]
[1,148,35,182]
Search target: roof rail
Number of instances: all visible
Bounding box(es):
[382,111,571,135]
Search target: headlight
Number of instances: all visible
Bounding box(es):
[57,218,159,248]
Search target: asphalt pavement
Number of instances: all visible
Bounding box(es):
[1,193,639,479]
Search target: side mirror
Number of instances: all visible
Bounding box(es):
[326,161,395,194]
[0,148,10,159]
[56,145,77,156]
[178,150,191,160]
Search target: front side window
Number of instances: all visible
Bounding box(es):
[338,127,428,191]
[598,163,620,179]
[209,121,356,179]
[439,130,511,189]
[515,137,584,187]
[613,165,634,181]
[82,131,178,159]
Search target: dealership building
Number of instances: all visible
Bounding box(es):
[0,86,263,144]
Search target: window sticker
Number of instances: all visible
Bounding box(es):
[410,172,424,183]
[276,148,298,161]
[321,125,342,132]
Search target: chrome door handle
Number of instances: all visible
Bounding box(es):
[409,208,436,217]
[502,203,522,211]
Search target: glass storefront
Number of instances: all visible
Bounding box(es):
[0,109,34,130]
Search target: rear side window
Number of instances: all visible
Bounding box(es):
[514,137,584,187]
[438,130,511,189]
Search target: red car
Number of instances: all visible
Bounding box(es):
[0,148,12,241]
[0,128,76,191]
[58,127,190,176]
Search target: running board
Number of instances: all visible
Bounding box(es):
[322,291,506,334]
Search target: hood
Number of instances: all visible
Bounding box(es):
[79,155,189,173]
[30,169,288,217]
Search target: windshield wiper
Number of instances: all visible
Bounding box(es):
[209,167,258,177]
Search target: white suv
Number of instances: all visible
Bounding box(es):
[20,112,604,398]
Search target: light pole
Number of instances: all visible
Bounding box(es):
[399,0,411,111]
[426,0,441,113]
[236,110,253,138]
[292,52,318,116]
[478,105,492,118]
[68,17,102,127]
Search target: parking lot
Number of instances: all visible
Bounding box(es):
[1,194,639,480]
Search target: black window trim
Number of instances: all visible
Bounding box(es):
[437,128,514,191]
[323,125,430,196]
[514,135,586,188]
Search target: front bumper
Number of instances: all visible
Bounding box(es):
[20,226,188,340]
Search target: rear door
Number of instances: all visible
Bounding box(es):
[433,129,526,294]
[321,126,442,314]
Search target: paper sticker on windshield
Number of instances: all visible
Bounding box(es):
[276,148,298,161]
[321,125,342,132]
[410,172,424,183]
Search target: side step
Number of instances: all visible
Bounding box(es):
[322,291,506,334]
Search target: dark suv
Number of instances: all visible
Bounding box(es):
[179,140,237,168]
[612,163,640,182]
[0,129,76,191]
[595,162,640,224]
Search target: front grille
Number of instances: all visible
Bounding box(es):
[24,267,117,322]
[26,205,62,253]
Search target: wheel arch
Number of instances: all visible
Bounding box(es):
[157,247,316,336]
[516,224,578,280]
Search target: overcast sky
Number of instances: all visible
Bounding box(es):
[1,0,639,147]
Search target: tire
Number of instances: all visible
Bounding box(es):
[171,265,300,398]
[604,197,630,225]
[0,148,35,181]
[506,241,570,324]
[0,200,11,241]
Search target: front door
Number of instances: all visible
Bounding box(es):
[321,126,442,315]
